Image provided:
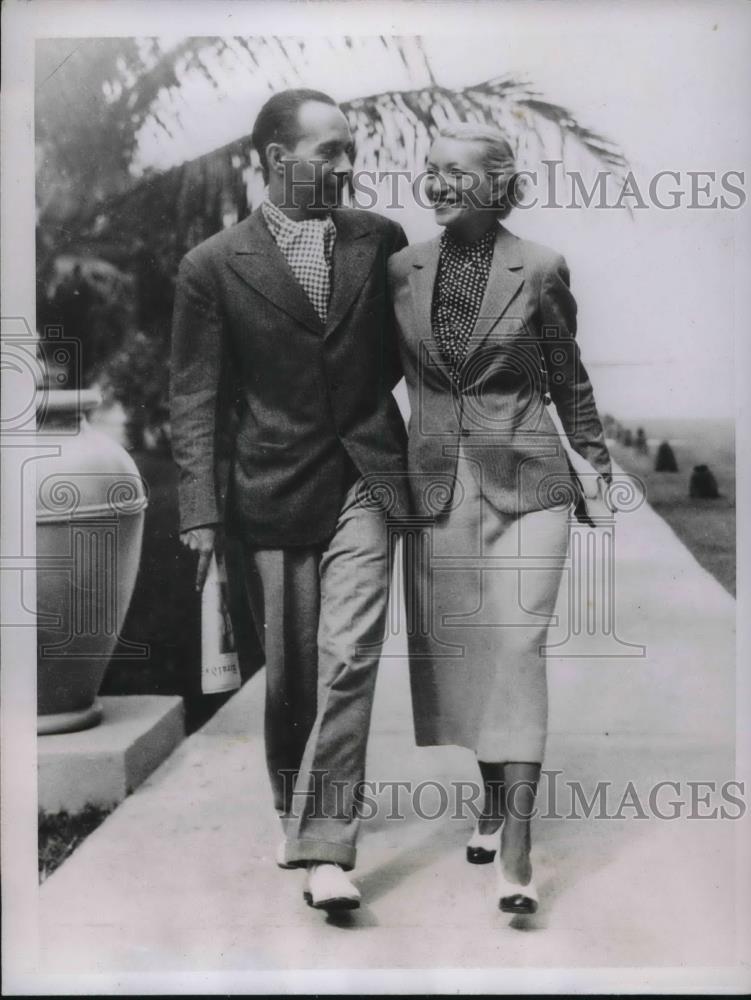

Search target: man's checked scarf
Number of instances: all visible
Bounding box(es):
[261,199,337,323]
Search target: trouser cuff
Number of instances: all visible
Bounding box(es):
[284,838,357,871]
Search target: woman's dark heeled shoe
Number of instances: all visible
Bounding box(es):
[466,821,503,864]
[494,851,539,914]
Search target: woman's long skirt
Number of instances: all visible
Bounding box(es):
[406,449,570,763]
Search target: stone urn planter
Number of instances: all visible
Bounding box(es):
[36,389,148,735]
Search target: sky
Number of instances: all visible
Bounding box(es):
[132,3,750,421]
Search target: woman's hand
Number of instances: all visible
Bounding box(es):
[179,526,217,592]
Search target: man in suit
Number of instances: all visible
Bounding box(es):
[170,89,409,911]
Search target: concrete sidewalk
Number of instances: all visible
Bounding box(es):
[37,488,738,976]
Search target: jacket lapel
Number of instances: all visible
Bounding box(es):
[324,209,380,338]
[465,225,524,356]
[408,236,451,379]
[226,207,324,335]
[407,226,525,378]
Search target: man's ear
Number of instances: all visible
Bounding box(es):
[265,142,288,177]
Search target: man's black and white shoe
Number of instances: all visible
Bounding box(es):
[303,863,361,911]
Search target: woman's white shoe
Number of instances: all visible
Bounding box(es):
[466,820,503,864]
[493,850,539,914]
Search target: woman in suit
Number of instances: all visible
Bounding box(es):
[389,123,614,915]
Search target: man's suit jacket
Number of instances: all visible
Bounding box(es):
[388,223,612,517]
[171,205,410,547]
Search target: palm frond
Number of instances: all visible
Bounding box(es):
[46,36,631,271]
[341,74,629,181]
[106,36,628,184]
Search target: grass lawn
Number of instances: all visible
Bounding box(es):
[39,805,114,883]
[608,418,735,596]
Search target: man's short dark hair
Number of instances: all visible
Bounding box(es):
[252,88,338,182]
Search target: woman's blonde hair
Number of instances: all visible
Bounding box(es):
[437,123,519,218]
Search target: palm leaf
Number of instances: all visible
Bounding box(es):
[52,36,631,264]
[100,35,627,186]
[341,74,628,182]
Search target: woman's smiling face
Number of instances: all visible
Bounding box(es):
[425,137,496,228]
